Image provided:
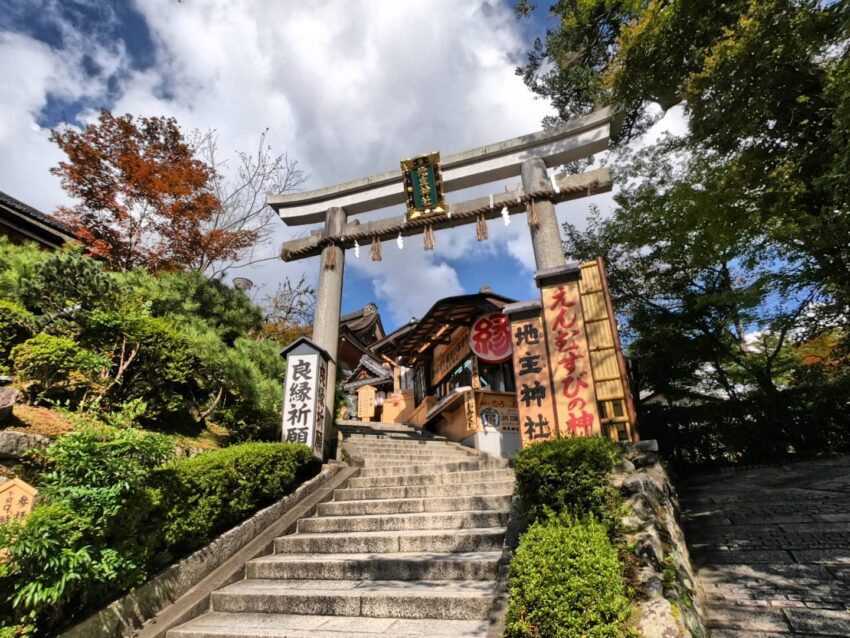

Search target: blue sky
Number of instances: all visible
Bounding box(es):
[0,1,668,331]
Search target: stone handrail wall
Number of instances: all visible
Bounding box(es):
[614,441,708,637]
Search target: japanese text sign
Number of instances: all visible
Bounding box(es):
[0,478,37,524]
[469,313,512,363]
[281,338,329,460]
[505,306,558,446]
[540,276,602,438]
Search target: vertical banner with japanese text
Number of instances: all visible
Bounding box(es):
[504,303,558,446]
[282,350,325,459]
[538,268,602,438]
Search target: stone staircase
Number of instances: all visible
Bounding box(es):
[168,424,514,637]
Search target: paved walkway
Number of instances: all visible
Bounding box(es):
[681,456,850,637]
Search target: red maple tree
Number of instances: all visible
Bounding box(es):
[50,111,257,272]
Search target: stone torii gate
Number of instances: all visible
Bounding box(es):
[270,107,621,458]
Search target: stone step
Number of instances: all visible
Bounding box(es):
[247,551,502,581]
[350,452,479,463]
[345,440,460,450]
[274,528,506,554]
[347,469,515,489]
[317,494,513,517]
[342,429,440,440]
[297,509,511,533]
[210,579,499,620]
[334,481,515,502]
[357,460,505,478]
[168,611,489,637]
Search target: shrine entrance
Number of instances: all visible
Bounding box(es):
[270,107,636,460]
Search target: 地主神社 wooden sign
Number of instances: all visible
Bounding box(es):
[0,478,37,523]
[537,265,602,439]
[504,302,559,445]
[280,337,330,459]
[357,384,377,421]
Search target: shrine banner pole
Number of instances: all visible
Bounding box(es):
[312,206,347,460]
[521,157,568,271]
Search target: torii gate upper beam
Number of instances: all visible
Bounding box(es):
[268,107,619,226]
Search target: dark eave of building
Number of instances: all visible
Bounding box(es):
[0,191,76,250]
[371,318,419,355]
[388,291,516,363]
[342,354,393,392]
[340,302,385,345]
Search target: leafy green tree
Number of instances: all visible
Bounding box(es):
[565,143,818,399]
[0,300,35,372]
[519,0,849,313]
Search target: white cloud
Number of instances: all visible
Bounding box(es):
[0,0,567,327]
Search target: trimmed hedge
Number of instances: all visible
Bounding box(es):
[513,436,621,525]
[0,437,317,635]
[505,516,631,638]
[149,442,317,555]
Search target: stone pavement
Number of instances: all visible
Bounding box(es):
[681,456,850,637]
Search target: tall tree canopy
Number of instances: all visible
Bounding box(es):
[50,111,272,273]
[519,0,850,397]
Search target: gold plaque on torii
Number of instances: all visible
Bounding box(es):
[401,152,447,221]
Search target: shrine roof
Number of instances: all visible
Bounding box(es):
[340,302,385,345]
[0,190,75,249]
[388,291,515,362]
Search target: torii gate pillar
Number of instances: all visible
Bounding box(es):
[312,206,346,459]
[522,157,567,271]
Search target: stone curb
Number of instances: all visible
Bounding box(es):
[60,462,357,638]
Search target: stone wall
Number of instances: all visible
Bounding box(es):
[613,441,708,638]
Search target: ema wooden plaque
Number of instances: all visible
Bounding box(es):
[0,478,37,524]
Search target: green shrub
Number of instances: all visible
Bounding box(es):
[149,442,316,557]
[513,436,621,525]
[505,517,631,638]
[0,433,315,635]
[19,250,117,320]
[11,333,109,399]
[0,502,145,634]
[0,300,34,370]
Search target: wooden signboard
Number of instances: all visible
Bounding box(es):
[579,259,637,441]
[477,391,520,433]
[0,478,37,524]
[463,390,477,433]
[505,304,559,446]
[357,384,377,420]
[432,328,471,385]
[539,268,602,438]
